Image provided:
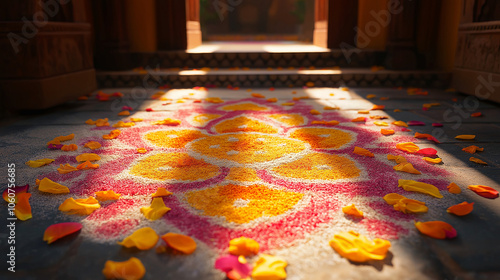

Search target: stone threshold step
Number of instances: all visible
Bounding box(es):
[97,69,451,89]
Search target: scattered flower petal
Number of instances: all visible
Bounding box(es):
[25,158,54,168]
[462,145,484,154]
[366,94,376,99]
[310,109,321,115]
[61,144,78,151]
[469,157,487,165]
[381,129,395,136]
[76,153,101,162]
[2,184,29,203]
[267,98,278,103]
[373,121,389,126]
[118,110,130,116]
[415,221,457,239]
[396,142,420,153]
[140,197,171,220]
[471,112,482,117]
[14,193,32,221]
[76,160,99,170]
[351,117,366,122]
[358,110,370,114]
[84,141,101,150]
[151,118,181,126]
[447,202,474,216]
[393,198,428,214]
[251,93,265,98]
[102,257,146,280]
[113,121,135,128]
[398,179,443,198]
[47,134,75,145]
[103,129,121,140]
[57,163,78,174]
[229,237,260,256]
[416,148,438,157]
[455,135,475,140]
[95,190,121,201]
[59,197,100,215]
[252,254,288,280]
[130,118,143,122]
[118,227,159,250]
[353,147,374,157]
[329,231,391,262]
[408,121,425,126]
[311,120,339,126]
[468,185,499,199]
[387,154,407,163]
[43,222,82,244]
[393,162,421,174]
[161,233,197,254]
[424,157,442,164]
[151,188,172,198]
[215,255,252,280]
[371,105,385,110]
[392,121,408,127]
[447,182,461,194]
[414,132,440,143]
[137,148,147,154]
[342,204,364,218]
[38,178,70,194]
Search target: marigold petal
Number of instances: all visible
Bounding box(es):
[353,147,374,157]
[329,231,391,262]
[76,160,99,170]
[424,157,442,164]
[102,257,146,280]
[228,237,260,256]
[2,184,29,203]
[310,109,321,115]
[140,197,170,220]
[252,254,288,280]
[393,162,421,174]
[447,202,474,216]
[14,193,32,221]
[381,129,395,136]
[151,188,172,198]
[396,142,420,153]
[25,158,54,168]
[468,185,499,199]
[387,154,407,163]
[415,221,457,239]
[76,153,101,162]
[137,148,147,154]
[470,157,487,165]
[57,163,78,174]
[393,198,428,214]
[342,204,364,218]
[161,233,197,254]
[455,135,475,140]
[95,190,121,201]
[39,178,70,194]
[383,193,406,205]
[43,222,82,244]
[371,105,385,110]
[351,117,366,122]
[373,121,389,126]
[58,197,100,215]
[398,179,443,198]
[471,112,482,117]
[391,121,408,127]
[118,227,159,250]
[447,182,461,194]
[462,145,483,154]
[61,144,78,151]
[118,110,130,116]
[251,93,265,98]
[84,141,101,150]
[103,129,121,139]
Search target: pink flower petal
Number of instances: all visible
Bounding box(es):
[408,121,425,126]
[215,255,252,280]
[432,123,443,127]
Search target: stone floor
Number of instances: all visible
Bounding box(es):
[0,87,499,280]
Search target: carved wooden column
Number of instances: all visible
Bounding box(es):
[384,0,418,70]
[0,0,96,111]
[92,0,130,70]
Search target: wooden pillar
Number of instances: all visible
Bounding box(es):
[313,0,328,47]
[0,0,96,111]
[156,0,187,50]
[186,0,202,49]
[384,0,418,70]
[92,0,130,70]
[416,0,441,69]
[327,0,358,48]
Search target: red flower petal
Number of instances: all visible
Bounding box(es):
[43,222,82,244]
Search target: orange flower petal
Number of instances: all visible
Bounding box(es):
[61,144,78,151]
[381,129,395,136]
[206,97,224,103]
[25,158,54,168]
[228,237,260,256]
[455,135,475,140]
[103,129,121,139]
[118,110,130,116]
[47,134,75,145]
[95,190,121,201]
[85,119,97,125]
[151,188,172,198]
[57,163,78,174]
[113,121,135,128]
[151,118,181,126]
[3,185,29,203]
[102,257,146,280]
[353,147,374,157]
[76,153,101,162]
[118,227,159,250]
[366,94,376,99]
[95,118,110,127]
[342,204,364,218]
[84,141,101,150]
[77,160,99,170]
[391,121,408,127]
[415,221,457,239]
[447,202,474,216]
[161,233,197,254]
[393,162,421,174]
[468,185,499,199]
[43,222,82,244]
[351,117,366,122]
[140,197,171,220]
[396,142,420,153]
[58,197,100,215]
[393,198,428,214]
[252,254,288,280]
[14,193,32,221]
[267,98,278,103]
[470,157,487,165]
[251,93,265,98]
[38,178,70,194]
[311,120,340,126]
[371,105,385,110]
[383,193,406,205]
[462,145,484,154]
[398,179,443,198]
[310,109,321,115]
[423,157,442,164]
[358,110,370,114]
[130,118,143,122]
[471,112,482,117]
[329,231,391,262]
[373,121,389,126]
[447,182,462,194]
[324,106,339,110]
[387,154,407,163]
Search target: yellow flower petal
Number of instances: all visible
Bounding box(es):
[391,121,408,127]
[423,157,442,164]
[95,190,121,201]
[76,153,101,162]
[151,188,172,198]
[103,129,121,139]
[137,148,147,154]
[383,193,406,205]
[228,237,260,256]
[252,254,288,280]
[57,163,78,174]
[329,231,391,262]
[102,257,146,280]
[393,162,421,174]
[47,134,75,145]
[118,227,159,250]
[393,198,428,214]
[342,204,364,218]
[58,197,100,215]
[387,154,407,163]
[140,197,171,220]
[353,147,374,157]
[84,141,101,150]
[398,179,443,198]
[130,118,143,122]
[396,142,420,153]
[25,158,54,168]
[38,178,70,194]
[161,233,197,254]
[373,121,389,126]
[61,144,78,151]
[14,193,32,221]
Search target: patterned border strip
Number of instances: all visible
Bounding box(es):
[97,71,451,89]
